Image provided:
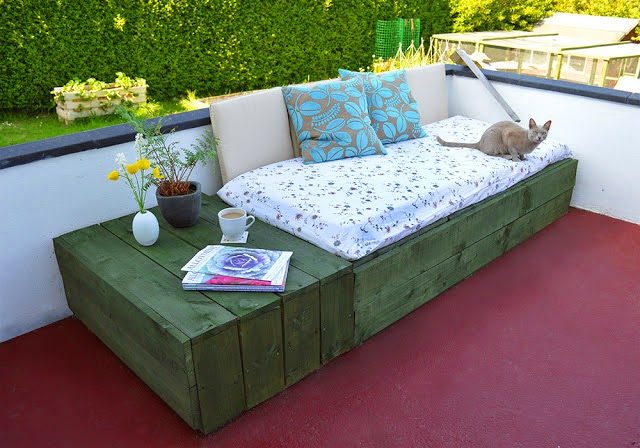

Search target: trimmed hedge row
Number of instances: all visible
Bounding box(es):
[450,0,555,33]
[1,0,452,110]
[6,0,590,110]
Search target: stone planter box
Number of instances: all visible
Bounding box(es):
[52,84,147,124]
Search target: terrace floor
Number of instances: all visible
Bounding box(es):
[1,208,639,448]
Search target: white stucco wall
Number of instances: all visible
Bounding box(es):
[0,125,221,342]
[447,76,640,224]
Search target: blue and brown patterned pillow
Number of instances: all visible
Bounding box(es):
[338,69,427,144]
[282,78,386,164]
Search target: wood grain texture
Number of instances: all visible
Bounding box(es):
[102,215,281,321]
[54,231,194,428]
[103,216,284,408]
[57,225,237,340]
[355,189,572,342]
[354,159,577,307]
[283,286,320,385]
[155,204,330,384]
[54,224,245,432]
[320,272,355,363]
[279,266,321,385]
[239,308,285,408]
[202,195,356,364]
[191,327,246,433]
[201,195,352,284]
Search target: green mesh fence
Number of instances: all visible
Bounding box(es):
[375,19,421,59]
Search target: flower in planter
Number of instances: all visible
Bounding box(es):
[118,108,217,197]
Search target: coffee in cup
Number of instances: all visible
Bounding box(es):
[218,207,255,240]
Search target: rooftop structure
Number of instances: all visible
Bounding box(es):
[559,42,640,87]
[431,18,640,88]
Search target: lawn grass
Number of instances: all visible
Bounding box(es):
[0,96,208,148]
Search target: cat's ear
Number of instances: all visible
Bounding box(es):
[529,118,537,129]
[543,120,552,131]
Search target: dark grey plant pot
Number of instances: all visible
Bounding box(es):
[156,181,201,228]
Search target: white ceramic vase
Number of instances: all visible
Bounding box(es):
[132,211,159,246]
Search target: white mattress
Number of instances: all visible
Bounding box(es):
[217,116,571,260]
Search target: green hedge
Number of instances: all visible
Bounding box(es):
[4,0,582,111]
[450,0,555,32]
[0,0,452,110]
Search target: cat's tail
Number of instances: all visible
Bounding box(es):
[436,135,479,149]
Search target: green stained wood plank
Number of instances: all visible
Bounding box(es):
[192,327,246,432]
[352,217,448,268]
[240,308,285,408]
[201,195,351,284]
[56,224,236,342]
[282,286,320,385]
[55,224,249,430]
[354,158,577,306]
[120,208,320,392]
[320,272,355,363]
[101,215,280,321]
[134,214,286,407]
[355,189,571,342]
[354,184,524,305]
[353,159,575,269]
[198,196,355,365]
[55,237,189,374]
[505,189,573,252]
[279,264,321,385]
[54,242,198,428]
[521,159,577,211]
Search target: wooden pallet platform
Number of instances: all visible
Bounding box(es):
[53,158,577,434]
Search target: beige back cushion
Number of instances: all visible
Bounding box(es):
[404,63,448,125]
[212,65,448,184]
[210,87,295,184]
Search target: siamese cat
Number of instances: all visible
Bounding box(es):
[437,118,552,162]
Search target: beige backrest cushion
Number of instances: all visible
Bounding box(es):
[211,66,448,184]
[404,64,448,124]
[210,87,295,184]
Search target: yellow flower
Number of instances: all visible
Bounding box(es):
[136,158,151,170]
[152,166,164,179]
[126,163,139,175]
[107,170,119,181]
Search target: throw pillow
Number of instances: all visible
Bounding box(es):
[338,69,427,144]
[282,78,386,164]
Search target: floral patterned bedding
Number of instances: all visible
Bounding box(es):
[217,115,572,260]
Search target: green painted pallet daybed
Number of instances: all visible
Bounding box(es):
[53,64,578,433]
[54,157,576,433]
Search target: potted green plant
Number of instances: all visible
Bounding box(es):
[120,108,217,228]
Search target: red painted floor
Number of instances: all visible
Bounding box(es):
[2,208,640,448]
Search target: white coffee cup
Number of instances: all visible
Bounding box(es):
[218,207,255,239]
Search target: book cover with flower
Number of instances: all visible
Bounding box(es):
[181,245,292,282]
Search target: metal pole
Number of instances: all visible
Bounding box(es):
[454,48,521,123]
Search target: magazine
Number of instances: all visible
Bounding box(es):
[182,263,290,292]
[182,245,292,281]
[181,245,292,292]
